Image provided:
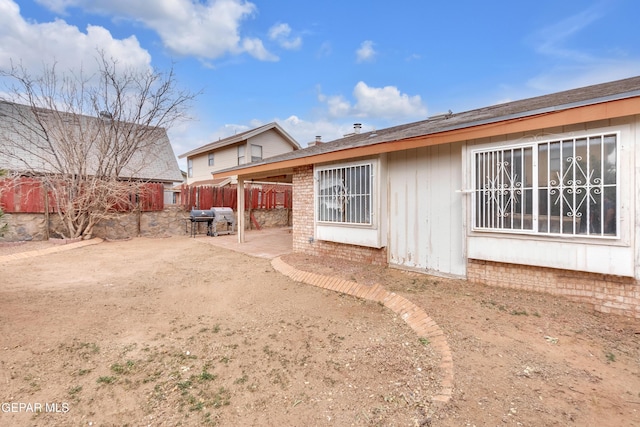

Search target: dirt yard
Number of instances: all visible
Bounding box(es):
[1,236,639,426]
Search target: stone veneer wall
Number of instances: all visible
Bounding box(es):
[292,165,387,265]
[468,259,640,318]
[243,208,291,229]
[0,213,48,241]
[1,206,290,241]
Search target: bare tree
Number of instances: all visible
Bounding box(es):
[0,169,8,237]
[0,54,196,239]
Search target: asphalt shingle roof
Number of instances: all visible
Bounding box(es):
[0,101,183,183]
[222,75,640,172]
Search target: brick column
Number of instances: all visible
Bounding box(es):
[292,166,314,253]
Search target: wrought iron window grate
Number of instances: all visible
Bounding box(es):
[473,133,617,237]
[317,163,372,224]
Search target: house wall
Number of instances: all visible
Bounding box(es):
[248,129,295,159]
[467,260,640,317]
[387,143,466,277]
[314,156,387,249]
[465,116,640,317]
[464,118,637,279]
[286,115,640,316]
[187,129,297,185]
[188,146,239,184]
[292,165,387,265]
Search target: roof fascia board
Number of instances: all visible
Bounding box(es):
[271,123,302,149]
[179,122,298,159]
[214,96,640,180]
[178,133,247,159]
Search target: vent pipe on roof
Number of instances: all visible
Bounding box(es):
[343,123,364,137]
[307,136,322,147]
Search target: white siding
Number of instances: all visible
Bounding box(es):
[387,143,466,277]
[186,146,239,184]
[215,146,242,169]
[248,129,295,158]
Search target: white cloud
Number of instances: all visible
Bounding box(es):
[352,82,427,119]
[317,82,427,121]
[0,0,151,73]
[324,95,352,118]
[242,38,278,62]
[281,115,347,146]
[268,23,302,50]
[356,40,376,63]
[35,0,277,61]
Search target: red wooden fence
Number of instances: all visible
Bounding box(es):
[0,178,165,213]
[179,184,292,211]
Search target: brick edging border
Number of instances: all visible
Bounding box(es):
[271,256,453,405]
[0,238,103,263]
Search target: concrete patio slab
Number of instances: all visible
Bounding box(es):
[192,227,293,259]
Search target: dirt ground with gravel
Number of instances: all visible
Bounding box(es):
[1,236,639,427]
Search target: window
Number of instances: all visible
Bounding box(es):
[473,133,617,237]
[237,145,245,165]
[251,144,262,162]
[187,159,193,178]
[317,163,372,224]
[208,153,214,166]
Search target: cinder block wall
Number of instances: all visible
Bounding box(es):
[468,259,640,318]
[292,166,387,265]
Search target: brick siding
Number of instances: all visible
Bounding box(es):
[468,259,640,318]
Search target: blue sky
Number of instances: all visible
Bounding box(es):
[2,0,639,170]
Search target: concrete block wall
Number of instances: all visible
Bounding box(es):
[292,165,387,265]
[468,259,640,318]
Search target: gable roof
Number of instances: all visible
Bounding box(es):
[178,121,301,159]
[214,76,640,180]
[0,101,183,183]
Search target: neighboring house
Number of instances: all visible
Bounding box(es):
[178,122,300,185]
[214,76,640,317]
[0,101,183,202]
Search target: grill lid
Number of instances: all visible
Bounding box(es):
[190,209,215,220]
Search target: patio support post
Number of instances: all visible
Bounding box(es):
[237,177,245,243]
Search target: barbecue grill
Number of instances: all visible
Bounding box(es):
[188,207,235,237]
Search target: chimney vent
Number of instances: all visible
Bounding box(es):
[354,123,362,134]
[307,136,323,147]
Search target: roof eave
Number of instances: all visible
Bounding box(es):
[214,96,640,180]
[178,122,301,159]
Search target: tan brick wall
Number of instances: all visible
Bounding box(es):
[468,259,640,318]
[292,166,387,265]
